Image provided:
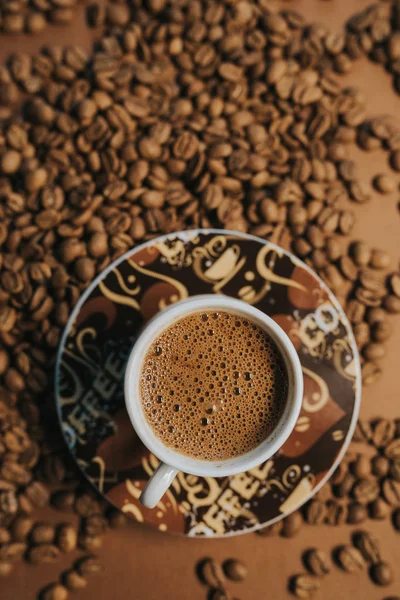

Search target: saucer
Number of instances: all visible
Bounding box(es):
[55,229,361,537]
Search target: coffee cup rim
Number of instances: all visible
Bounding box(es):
[124,294,303,477]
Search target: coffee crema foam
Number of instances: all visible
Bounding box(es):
[139,311,289,461]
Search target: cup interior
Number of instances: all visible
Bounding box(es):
[124,295,303,477]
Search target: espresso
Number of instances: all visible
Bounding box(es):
[139,311,289,461]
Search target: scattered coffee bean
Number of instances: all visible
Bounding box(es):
[199,558,225,588]
[392,508,400,531]
[353,478,380,504]
[370,498,391,520]
[51,491,76,512]
[373,174,396,194]
[353,420,372,443]
[256,521,282,537]
[77,555,103,576]
[291,574,320,599]
[351,456,371,478]
[382,478,400,506]
[336,545,365,573]
[372,419,396,448]
[384,438,400,459]
[370,561,393,586]
[353,531,381,563]
[57,524,77,553]
[282,511,303,537]
[0,562,13,577]
[63,570,88,591]
[304,549,331,577]
[40,583,68,600]
[223,559,247,582]
[347,502,368,524]
[28,544,60,565]
[304,500,327,525]
[325,501,347,526]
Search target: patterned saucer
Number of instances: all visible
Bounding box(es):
[55,230,361,537]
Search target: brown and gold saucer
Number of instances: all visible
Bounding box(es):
[55,229,361,537]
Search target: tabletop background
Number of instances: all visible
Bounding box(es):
[2,0,400,598]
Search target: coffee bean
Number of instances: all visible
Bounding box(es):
[370,561,393,586]
[392,508,400,531]
[336,545,365,573]
[372,320,392,342]
[222,558,247,582]
[199,558,225,588]
[362,361,382,385]
[389,273,400,298]
[385,439,400,459]
[325,501,347,525]
[0,528,11,544]
[51,490,75,512]
[373,174,397,194]
[57,524,77,553]
[304,549,331,577]
[282,511,303,537]
[334,472,354,498]
[384,295,400,313]
[0,542,27,562]
[256,521,282,537]
[351,241,372,267]
[31,523,55,545]
[370,498,391,520]
[10,516,33,541]
[390,459,400,482]
[353,530,381,563]
[304,500,327,525]
[372,419,396,448]
[351,456,371,478]
[370,249,392,270]
[347,502,368,524]
[74,493,101,517]
[371,456,389,478]
[106,508,127,529]
[40,583,68,600]
[382,478,400,506]
[77,555,103,576]
[28,544,60,565]
[63,570,88,591]
[353,420,372,443]
[291,574,320,599]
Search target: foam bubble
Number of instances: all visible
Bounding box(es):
[139,311,289,461]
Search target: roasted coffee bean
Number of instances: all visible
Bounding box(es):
[304,500,327,525]
[385,439,400,459]
[28,544,60,565]
[325,501,347,526]
[347,502,368,524]
[199,558,225,587]
[392,508,400,531]
[82,514,107,536]
[10,516,33,541]
[282,511,303,537]
[334,472,354,498]
[0,542,27,562]
[353,478,380,504]
[0,562,13,576]
[351,242,371,267]
[304,549,331,577]
[384,295,400,313]
[336,545,365,573]
[106,508,127,529]
[256,521,282,537]
[57,524,77,553]
[40,583,68,600]
[51,490,75,512]
[382,478,400,506]
[63,570,88,591]
[291,574,320,599]
[353,531,381,563]
[372,419,396,448]
[353,420,372,443]
[31,523,55,545]
[390,459,400,481]
[351,456,371,478]
[370,561,393,586]
[372,456,389,478]
[77,555,103,576]
[362,362,382,386]
[373,174,396,194]
[370,498,391,520]
[222,558,247,582]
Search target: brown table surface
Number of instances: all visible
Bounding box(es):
[2,1,400,598]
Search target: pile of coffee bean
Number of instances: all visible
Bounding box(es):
[197,556,247,600]
[291,530,393,598]
[0,0,399,596]
[0,0,80,34]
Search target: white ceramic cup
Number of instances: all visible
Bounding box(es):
[124,295,303,509]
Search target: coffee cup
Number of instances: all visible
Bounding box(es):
[124,295,303,509]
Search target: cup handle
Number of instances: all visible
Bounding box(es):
[139,462,179,509]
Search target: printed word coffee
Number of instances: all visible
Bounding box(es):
[140,311,288,461]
